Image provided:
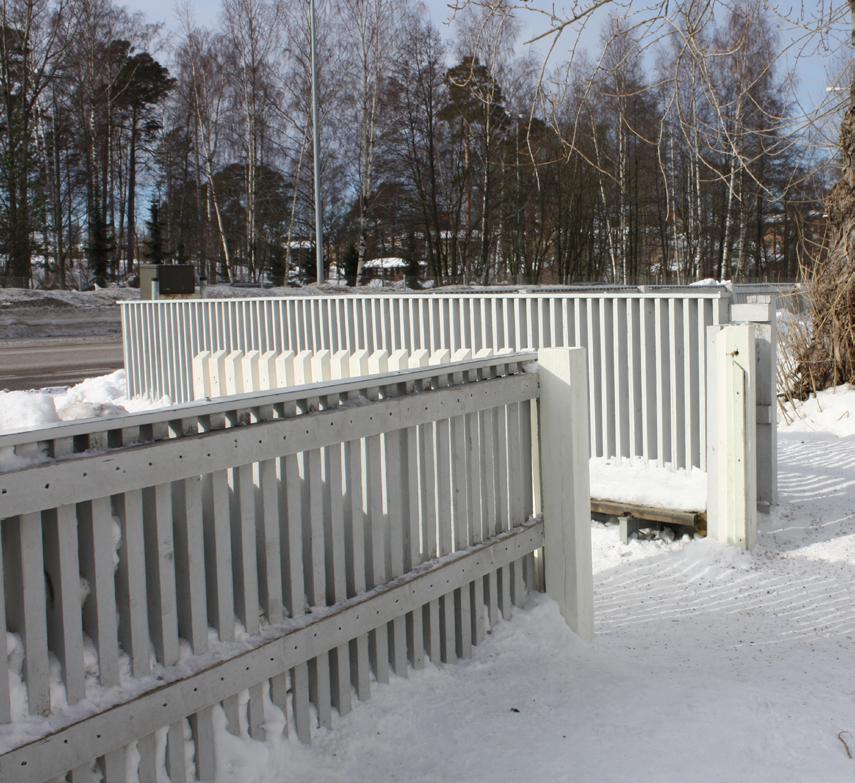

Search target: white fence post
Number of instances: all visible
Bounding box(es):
[707,324,757,549]
[537,348,593,640]
[728,295,777,509]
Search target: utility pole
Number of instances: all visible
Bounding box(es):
[310,0,324,283]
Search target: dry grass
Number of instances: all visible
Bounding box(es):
[789,102,855,402]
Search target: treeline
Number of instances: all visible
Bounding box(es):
[0,0,826,289]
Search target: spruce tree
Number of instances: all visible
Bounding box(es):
[145,198,166,264]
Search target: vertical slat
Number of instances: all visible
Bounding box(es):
[669,298,685,468]
[685,298,700,469]
[586,298,602,457]
[0,529,8,723]
[141,483,184,779]
[507,404,526,607]
[79,497,120,687]
[258,454,290,718]
[325,434,352,716]
[414,358,441,665]
[172,473,216,781]
[599,298,615,459]
[280,398,311,743]
[449,353,471,660]
[114,493,150,681]
[234,464,266,741]
[654,298,671,465]
[365,416,390,680]
[640,298,657,462]
[628,299,643,458]
[382,387,409,678]
[6,513,50,714]
[344,393,371,700]
[43,505,85,705]
[614,299,630,459]
[495,401,512,620]
[306,441,333,730]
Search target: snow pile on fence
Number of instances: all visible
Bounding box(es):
[0,370,167,435]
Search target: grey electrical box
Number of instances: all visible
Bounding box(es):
[139,264,196,299]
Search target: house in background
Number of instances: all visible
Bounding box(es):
[360,256,410,286]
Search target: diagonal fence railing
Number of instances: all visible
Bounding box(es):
[0,350,592,783]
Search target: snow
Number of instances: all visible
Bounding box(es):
[0,370,168,436]
[590,456,707,511]
[779,384,855,438]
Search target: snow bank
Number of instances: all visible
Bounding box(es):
[0,370,168,436]
[780,384,855,438]
[590,456,707,511]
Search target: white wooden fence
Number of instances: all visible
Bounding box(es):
[0,350,592,782]
[120,286,777,507]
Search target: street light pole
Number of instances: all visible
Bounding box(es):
[309,0,324,284]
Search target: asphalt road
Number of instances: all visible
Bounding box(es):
[0,338,124,390]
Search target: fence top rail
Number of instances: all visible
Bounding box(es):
[0,351,538,451]
[116,287,737,306]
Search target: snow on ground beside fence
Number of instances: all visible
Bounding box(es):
[223,386,854,783]
[590,457,707,511]
[0,370,167,436]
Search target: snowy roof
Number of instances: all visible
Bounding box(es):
[284,240,314,249]
[363,257,408,269]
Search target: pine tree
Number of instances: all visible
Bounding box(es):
[145,198,167,264]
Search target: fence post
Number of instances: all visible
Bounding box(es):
[706,324,757,549]
[537,348,593,640]
[728,295,777,509]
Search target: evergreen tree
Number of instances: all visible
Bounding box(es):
[145,198,167,264]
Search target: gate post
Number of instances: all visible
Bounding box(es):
[706,324,758,548]
[537,348,593,640]
[729,295,777,509]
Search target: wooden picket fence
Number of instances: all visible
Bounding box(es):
[0,350,592,782]
[190,346,514,401]
[120,287,778,509]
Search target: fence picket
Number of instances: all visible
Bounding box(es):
[42,504,85,706]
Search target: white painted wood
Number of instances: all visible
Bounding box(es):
[192,351,212,400]
[708,325,758,549]
[2,518,543,782]
[0,352,595,780]
[537,348,594,640]
[79,497,120,687]
[142,484,179,666]
[43,504,86,703]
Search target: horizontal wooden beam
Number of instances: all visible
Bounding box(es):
[0,353,537,450]
[0,374,538,517]
[0,520,544,782]
[591,498,702,528]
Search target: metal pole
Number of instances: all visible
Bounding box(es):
[310,0,324,283]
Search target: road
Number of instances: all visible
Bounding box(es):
[0,338,123,390]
